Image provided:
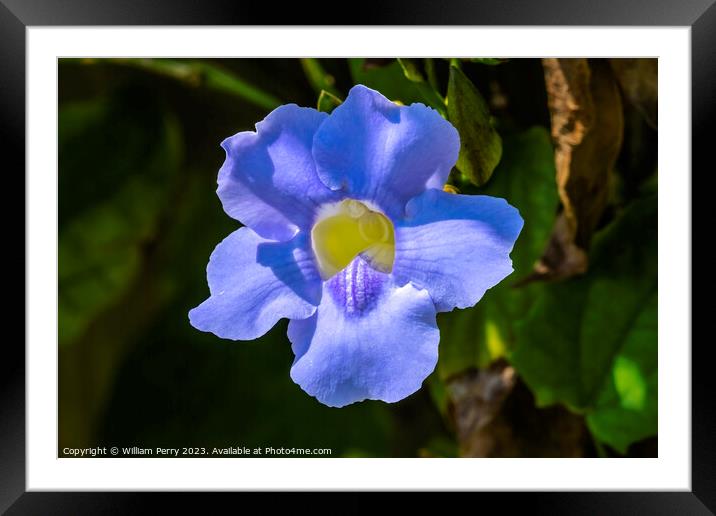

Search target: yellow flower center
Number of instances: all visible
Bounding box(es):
[311,199,395,280]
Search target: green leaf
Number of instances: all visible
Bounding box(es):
[200,62,281,110]
[482,127,558,277]
[436,127,559,379]
[301,58,341,97]
[396,58,447,115]
[317,89,343,113]
[58,94,183,347]
[348,58,425,106]
[469,58,508,66]
[510,197,657,452]
[437,303,490,379]
[397,58,426,82]
[447,65,502,186]
[425,58,440,91]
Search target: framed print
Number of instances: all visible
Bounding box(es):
[3,0,710,511]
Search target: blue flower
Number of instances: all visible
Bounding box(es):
[189,85,523,407]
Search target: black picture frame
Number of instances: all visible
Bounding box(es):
[3,0,709,512]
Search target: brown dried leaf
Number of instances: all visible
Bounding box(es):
[447,362,589,457]
[447,362,517,448]
[538,58,624,279]
[518,212,588,284]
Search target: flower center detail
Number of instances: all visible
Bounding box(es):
[311,199,395,280]
[327,256,385,316]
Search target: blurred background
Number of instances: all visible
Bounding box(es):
[58,58,657,458]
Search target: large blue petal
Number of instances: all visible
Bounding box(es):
[312,85,459,219]
[393,189,523,312]
[288,257,439,407]
[218,104,339,242]
[189,228,322,340]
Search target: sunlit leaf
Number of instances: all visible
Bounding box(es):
[511,197,657,452]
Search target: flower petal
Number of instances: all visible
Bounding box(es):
[393,189,524,312]
[288,257,439,407]
[312,85,459,219]
[189,227,322,340]
[218,104,339,241]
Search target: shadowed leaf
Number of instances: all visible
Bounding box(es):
[317,89,343,113]
[469,58,509,66]
[609,58,657,129]
[348,58,425,106]
[397,58,446,114]
[67,58,282,111]
[301,58,341,97]
[447,65,502,186]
